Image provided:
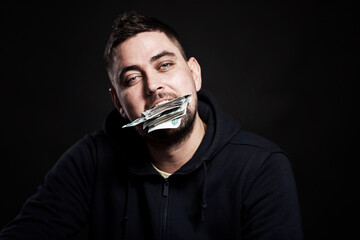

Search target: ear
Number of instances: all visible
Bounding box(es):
[109,87,127,118]
[187,57,202,92]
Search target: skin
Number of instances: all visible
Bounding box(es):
[109,31,206,174]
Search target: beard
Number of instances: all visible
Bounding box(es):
[135,102,197,147]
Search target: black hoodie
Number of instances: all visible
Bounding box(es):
[0,90,303,239]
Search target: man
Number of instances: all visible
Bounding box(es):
[0,12,303,239]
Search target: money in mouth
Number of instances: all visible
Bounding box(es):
[122,94,192,132]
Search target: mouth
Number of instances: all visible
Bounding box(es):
[122,94,192,130]
[149,98,173,109]
[154,100,170,107]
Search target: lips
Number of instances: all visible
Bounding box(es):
[145,92,178,110]
[149,98,173,109]
[155,100,171,107]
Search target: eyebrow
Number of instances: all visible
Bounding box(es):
[118,65,142,82]
[150,51,176,63]
[118,51,176,81]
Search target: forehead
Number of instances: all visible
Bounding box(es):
[114,31,181,66]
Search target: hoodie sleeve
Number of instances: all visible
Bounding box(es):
[0,134,97,240]
[241,151,303,240]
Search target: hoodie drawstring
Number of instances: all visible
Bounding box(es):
[123,179,131,239]
[201,161,208,222]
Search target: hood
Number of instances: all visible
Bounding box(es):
[197,89,241,162]
[172,89,241,175]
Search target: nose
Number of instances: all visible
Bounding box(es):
[144,72,164,95]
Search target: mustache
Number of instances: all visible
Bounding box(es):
[145,92,178,110]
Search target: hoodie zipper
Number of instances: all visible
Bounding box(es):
[160,178,170,240]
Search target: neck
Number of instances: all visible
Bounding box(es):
[147,113,206,174]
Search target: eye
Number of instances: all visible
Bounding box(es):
[159,62,173,70]
[124,74,141,86]
[161,63,170,68]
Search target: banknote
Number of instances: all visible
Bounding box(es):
[143,102,188,129]
[148,117,182,133]
[142,94,192,120]
[122,94,192,132]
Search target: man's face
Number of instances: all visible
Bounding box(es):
[110,31,202,137]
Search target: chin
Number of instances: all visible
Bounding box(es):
[136,107,196,146]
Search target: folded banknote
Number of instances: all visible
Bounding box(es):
[122,94,192,132]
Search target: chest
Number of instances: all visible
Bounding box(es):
[90,164,244,240]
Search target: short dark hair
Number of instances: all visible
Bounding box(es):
[104,11,187,81]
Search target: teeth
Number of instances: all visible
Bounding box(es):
[155,100,170,107]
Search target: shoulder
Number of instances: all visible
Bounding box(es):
[65,130,107,154]
[222,130,291,176]
[224,130,296,195]
[229,129,285,154]
[56,130,113,166]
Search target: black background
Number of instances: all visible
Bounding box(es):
[0,2,357,239]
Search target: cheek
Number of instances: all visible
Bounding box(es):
[171,69,196,91]
[121,93,144,120]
